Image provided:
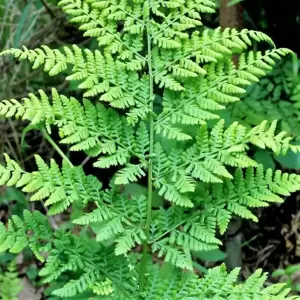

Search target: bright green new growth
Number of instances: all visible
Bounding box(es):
[0,0,299,298]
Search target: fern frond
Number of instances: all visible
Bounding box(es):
[58,0,145,65]
[143,264,296,299]
[153,120,298,208]
[0,210,52,262]
[0,90,147,168]
[40,233,136,298]
[231,57,300,141]
[155,48,292,137]
[91,278,114,296]
[52,268,102,297]
[1,46,148,119]
[152,241,193,270]
[199,165,300,234]
[0,260,23,300]
[73,192,147,255]
[0,154,102,215]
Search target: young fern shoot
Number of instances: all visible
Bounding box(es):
[0,0,300,298]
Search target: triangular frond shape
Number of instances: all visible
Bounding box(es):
[0,0,299,298]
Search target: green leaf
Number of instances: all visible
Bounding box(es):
[272,269,287,278]
[254,150,275,171]
[193,249,227,262]
[192,261,208,274]
[275,148,300,170]
[285,264,300,276]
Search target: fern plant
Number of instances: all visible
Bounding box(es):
[0,0,300,298]
[231,55,300,141]
[0,259,23,300]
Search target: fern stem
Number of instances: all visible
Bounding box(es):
[42,129,73,168]
[139,1,154,292]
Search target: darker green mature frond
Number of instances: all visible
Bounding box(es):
[0,210,52,262]
[231,57,300,141]
[40,233,136,298]
[198,165,300,234]
[73,188,147,256]
[0,154,101,215]
[142,264,296,300]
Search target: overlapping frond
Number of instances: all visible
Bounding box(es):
[153,120,299,207]
[231,58,300,140]
[73,187,147,256]
[0,90,148,182]
[39,233,136,298]
[153,28,275,89]
[155,48,292,139]
[142,264,297,300]
[0,210,52,261]
[197,165,300,233]
[58,0,146,65]
[0,154,101,215]
[150,208,220,270]
[0,46,148,119]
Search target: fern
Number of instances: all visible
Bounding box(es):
[231,55,300,141]
[0,260,23,300]
[0,0,299,298]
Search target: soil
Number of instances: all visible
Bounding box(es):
[241,194,300,286]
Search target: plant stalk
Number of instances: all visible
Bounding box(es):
[42,129,73,168]
[139,1,154,292]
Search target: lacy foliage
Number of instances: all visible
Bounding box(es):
[0,0,298,298]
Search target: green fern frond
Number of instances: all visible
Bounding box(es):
[40,233,136,298]
[73,192,147,255]
[0,260,23,300]
[0,154,102,215]
[91,278,114,296]
[231,57,300,141]
[115,163,146,185]
[155,48,292,138]
[58,0,146,64]
[0,0,298,298]
[0,46,148,120]
[153,120,298,208]
[52,268,102,297]
[0,210,52,261]
[142,264,296,299]
[0,89,147,168]
[199,165,300,233]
